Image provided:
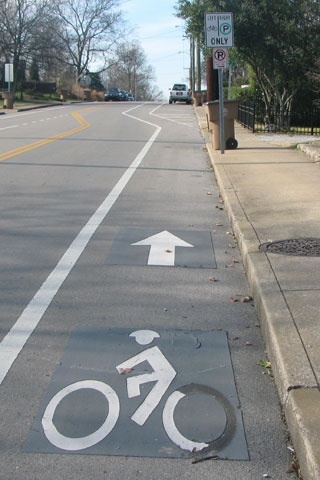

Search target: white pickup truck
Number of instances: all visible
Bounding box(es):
[169,83,192,104]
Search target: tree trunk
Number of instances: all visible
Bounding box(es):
[206,56,218,102]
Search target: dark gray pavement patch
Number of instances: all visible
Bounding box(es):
[24,327,248,460]
[106,228,217,268]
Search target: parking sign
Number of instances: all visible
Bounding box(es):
[205,12,234,48]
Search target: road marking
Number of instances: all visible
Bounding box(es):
[131,230,193,266]
[0,110,90,162]
[0,106,68,121]
[42,380,120,451]
[0,105,162,385]
[150,105,194,127]
[0,124,18,131]
[116,345,177,426]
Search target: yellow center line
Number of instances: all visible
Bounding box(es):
[0,109,92,162]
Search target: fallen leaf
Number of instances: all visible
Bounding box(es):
[215,223,223,226]
[209,277,217,282]
[240,296,253,303]
[245,341,253,346]
[258,360,271,368]
[119,368,133,375]
[165,249,172,253]
[202,147,208,152]
[233,259,239,263]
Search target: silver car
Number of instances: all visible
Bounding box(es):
[169,84,192,104]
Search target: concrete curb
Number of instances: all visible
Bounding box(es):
[298,142,320,163]
[195,108,320,480]
[0,102,63,115]
[16,102,63,112]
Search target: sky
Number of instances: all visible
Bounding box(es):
[121,0,189,99]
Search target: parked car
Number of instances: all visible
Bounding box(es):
[169,84,192,104]
[119,90,128,101]
[105,88,121,101]
[127,93,134,101]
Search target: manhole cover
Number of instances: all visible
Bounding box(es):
[259,238,320,257]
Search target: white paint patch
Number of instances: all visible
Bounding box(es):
[0,105,162,385]
[0,106,68,122]
[0,124,18,131]
[116,346,176,426]
[131,230,193,266]
[129,330,160,345]
[162,390,209,452]
[150,104,194,127]
[42,380,120,451]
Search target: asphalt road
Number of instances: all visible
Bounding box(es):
[0,103,294,479]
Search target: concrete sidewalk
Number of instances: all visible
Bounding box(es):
[195,106,320,480]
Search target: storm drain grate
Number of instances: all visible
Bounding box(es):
[259,238,320,257]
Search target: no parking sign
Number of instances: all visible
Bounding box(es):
[213,48,228,70]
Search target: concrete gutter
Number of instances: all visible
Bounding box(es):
[195,106,320,480]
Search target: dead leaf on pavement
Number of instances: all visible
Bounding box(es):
[240,296,253,303]
[119,368,133,375]
[209,277,217,282]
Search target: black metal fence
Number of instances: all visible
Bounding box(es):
[238,102,255,132]
[238,101,320,136]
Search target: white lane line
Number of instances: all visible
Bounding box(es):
[149,105,193,127]
[0,106,69,121]
[0,125,18,131]
[0,105,162,385]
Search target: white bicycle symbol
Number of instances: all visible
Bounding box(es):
[42,330,236,454]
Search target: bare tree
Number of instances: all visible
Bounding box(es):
[105,42,162,100]
[0,0,51,89]
[52,0,124,83]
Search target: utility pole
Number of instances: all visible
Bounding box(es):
[190,35,195,93]
[196,35,201,92]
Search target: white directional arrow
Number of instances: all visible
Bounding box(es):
[131,230,194,266]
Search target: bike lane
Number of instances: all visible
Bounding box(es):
[0,104,292,479]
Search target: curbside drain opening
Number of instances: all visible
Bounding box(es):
[259,238,320,257]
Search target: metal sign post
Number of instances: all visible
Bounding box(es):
[205,13,234,154]
[218,69,225,154]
